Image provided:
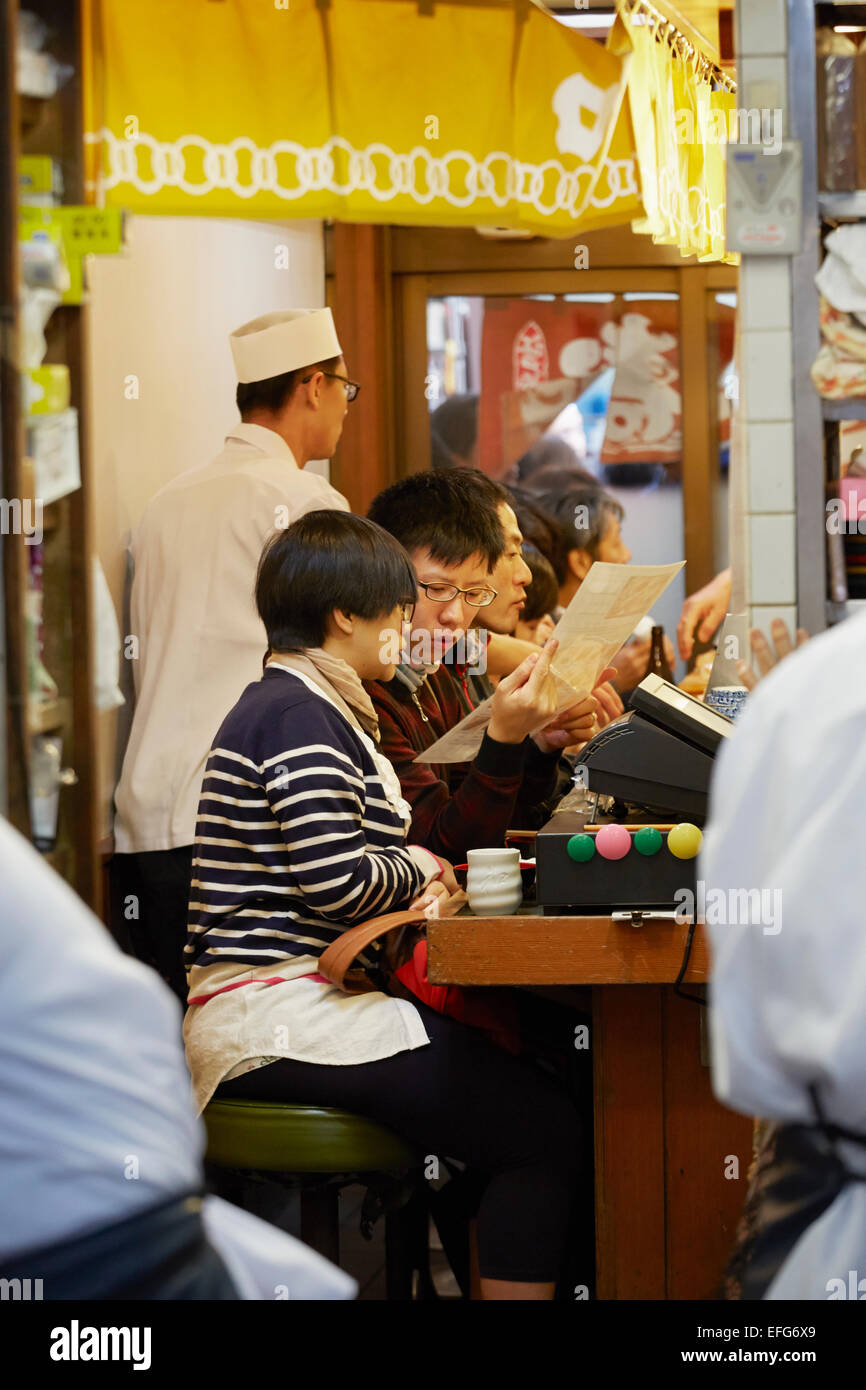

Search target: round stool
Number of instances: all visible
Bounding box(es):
[203,1099,431,1299]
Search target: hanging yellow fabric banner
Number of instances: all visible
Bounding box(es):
[614,2,736,264]
[573,12,644,235]
[82,0,634,236]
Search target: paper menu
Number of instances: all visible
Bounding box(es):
[415,671,580,765]
[547,560,684,695]
[414,560,684,764]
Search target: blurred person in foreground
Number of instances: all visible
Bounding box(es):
[701,609,866,1298]
[0,815,354,1301]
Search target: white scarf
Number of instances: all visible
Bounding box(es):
[267,653,412,830]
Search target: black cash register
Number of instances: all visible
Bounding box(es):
[535,674,734,914]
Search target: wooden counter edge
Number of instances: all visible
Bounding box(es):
[426,913,709,986]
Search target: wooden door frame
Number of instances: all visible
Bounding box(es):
[330,223,737,593]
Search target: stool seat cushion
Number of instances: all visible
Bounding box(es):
[203,1099,420,1174]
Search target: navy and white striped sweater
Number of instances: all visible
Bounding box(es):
[184,667,425,975]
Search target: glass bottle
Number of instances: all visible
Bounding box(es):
[645,625,674,683]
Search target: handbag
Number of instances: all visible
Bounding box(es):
[317,907,432,998]
[318,894,521,1054]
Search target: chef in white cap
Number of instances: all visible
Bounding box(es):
[113,309,353,1001]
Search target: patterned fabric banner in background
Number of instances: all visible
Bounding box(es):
[479,296,734,474]
[613,2,737,264]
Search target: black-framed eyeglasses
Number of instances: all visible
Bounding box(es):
[417,581,498,608]
[302,370,361,402]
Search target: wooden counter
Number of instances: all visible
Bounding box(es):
[426,908,753,1301]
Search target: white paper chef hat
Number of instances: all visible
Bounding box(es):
[229,308,342,384]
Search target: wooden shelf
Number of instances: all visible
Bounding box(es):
[822,398,866,421]
[28,695,69,735]
[825,598,866,625]
[819,191,866,220]
[1,0,100,913]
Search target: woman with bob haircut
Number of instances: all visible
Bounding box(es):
[183,510,582,1300]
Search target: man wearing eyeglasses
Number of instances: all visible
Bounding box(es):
[366,470,601,862]
[113,309,354,1002]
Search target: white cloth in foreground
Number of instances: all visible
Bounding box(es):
[0,816,355,1300]
[113,422,348,853]
[700,608,866,1299]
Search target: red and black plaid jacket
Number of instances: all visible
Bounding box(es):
[365,664,561,861]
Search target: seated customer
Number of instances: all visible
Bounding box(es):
[534,481,630,612]
[468,546,557,689]
[187,510,582,1300]
[507,487,575,604]
[366,471,600,861]
[514,435,594,488]
[535,479,674,694]
[514,546,559,648]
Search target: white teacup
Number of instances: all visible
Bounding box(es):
[466,847,523,917]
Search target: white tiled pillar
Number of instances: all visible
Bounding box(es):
[733,0,798,632]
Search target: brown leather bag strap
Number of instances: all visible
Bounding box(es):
[318,910,428,994]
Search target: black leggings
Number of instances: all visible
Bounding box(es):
[216,1000,582,1283]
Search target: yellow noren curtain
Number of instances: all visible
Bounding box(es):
[82,0,638,237]
[614,2,736,264]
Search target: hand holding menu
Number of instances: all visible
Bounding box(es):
[415,560,684,763]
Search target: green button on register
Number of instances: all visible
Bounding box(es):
[566,833,596,862]
[633,827,663,857]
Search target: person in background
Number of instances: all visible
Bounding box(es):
[524,461,598,499]
[513,546,559,648]
[507,486,575,592]
[701,609,866,1299]
[186,511,583,1302]
[494,488,622,723]
[475,548,558,688]
[676,567,732,661]
[534,481,631,611]
[430,393,480,469]
[676,566,809,687]
[448,491,620,714]
[735,622,809,689]
[535,479,677,695]
[366,470,600,862]
[0,814,354,1302]
[112,309,352,1003]
[514,434,594,487]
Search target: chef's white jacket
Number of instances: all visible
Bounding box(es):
[113,424,349,854]
[701,608,866,1299]
[0,815,355,1300]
